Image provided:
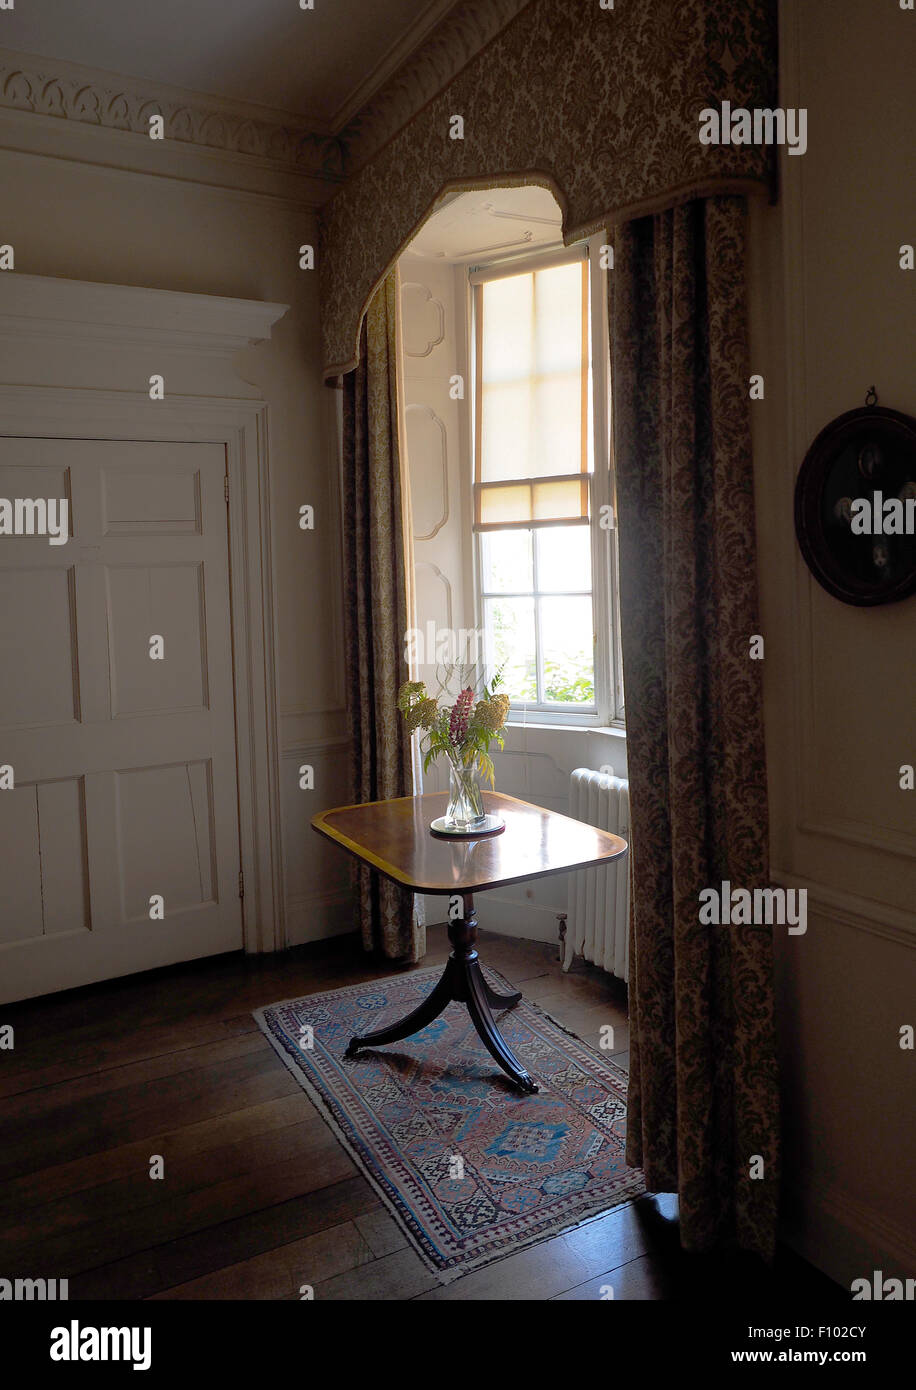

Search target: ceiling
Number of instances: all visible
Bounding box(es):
[0,0,460,129]
[407,187,565,263]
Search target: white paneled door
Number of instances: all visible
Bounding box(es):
[0,438,243,1003]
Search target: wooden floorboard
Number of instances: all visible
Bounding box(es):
[0,1045,296,1181]
[0,926,839,1301]
[75,1176,381,1300]
[2,1117,347,1253]
[0,1093,311,1214]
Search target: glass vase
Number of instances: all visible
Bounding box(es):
[446,760,485,831]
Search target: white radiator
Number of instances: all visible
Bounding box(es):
[564,767,631,980]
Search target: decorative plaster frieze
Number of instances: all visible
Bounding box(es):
[0,49,344,180]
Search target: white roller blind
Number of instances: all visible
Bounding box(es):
[474,254,590,530]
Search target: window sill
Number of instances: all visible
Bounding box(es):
[506,720,626,736]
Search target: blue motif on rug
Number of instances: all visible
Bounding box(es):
[254,967,644,1282]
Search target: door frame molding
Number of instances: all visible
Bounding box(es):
[0,384,286,954]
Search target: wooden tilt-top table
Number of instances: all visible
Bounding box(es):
[312,790,628,1094]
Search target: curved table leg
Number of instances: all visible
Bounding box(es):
[344,893,537,1093]
[465,960,538,1093]
[345,968,453,1057]
[482,979,522,1011]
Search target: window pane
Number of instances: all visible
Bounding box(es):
[480,530,533,592]
[539,596,594,704]
[484,596,536,703]
[536,525,592,592]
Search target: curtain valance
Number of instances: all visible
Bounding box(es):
[319,0,777,378]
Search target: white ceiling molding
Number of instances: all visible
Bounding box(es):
[0,1,531,198]
[406,187,564,263]
[327,0,468,132]
[481,199,562,228]
[0,46,342,198]
[0,1,466,134]
[0,109,330,210]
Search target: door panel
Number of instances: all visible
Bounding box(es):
[0,438,243,1002]
[115,759,217,919]
[0,783,45,943]
[106,562,208,714]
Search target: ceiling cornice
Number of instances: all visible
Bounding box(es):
[0,46,343,182]
[0,2,534,195]
[327,0,465,133]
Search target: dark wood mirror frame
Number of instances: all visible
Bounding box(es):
[794,404,916,607]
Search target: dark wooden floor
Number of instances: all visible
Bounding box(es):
[0,925,841,1301]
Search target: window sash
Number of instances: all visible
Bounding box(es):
[479,522,598,713]
[468,236,623,727]
[474,476,590,530]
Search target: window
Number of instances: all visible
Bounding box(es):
[470,241,622,725]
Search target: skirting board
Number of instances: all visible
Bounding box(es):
[781,1182,916,1291]
[285,891,353,947]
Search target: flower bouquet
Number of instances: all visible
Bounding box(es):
[397,667,510,833]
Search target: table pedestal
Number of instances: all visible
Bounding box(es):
[345,892,538,1094]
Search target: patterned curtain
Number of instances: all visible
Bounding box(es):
[610,196,780,1259]
[341,270,425,962]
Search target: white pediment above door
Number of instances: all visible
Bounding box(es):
[0,272,289,395]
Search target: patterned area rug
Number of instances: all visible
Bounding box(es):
[255,967,645,1283]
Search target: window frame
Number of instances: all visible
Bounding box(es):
[466,236,624,729]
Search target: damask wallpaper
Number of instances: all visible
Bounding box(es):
[320,0,777,377]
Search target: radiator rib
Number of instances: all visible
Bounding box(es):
[565,767,630,981]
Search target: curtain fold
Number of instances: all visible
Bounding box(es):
[610,196,780,1259]
[341,269,425,962]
